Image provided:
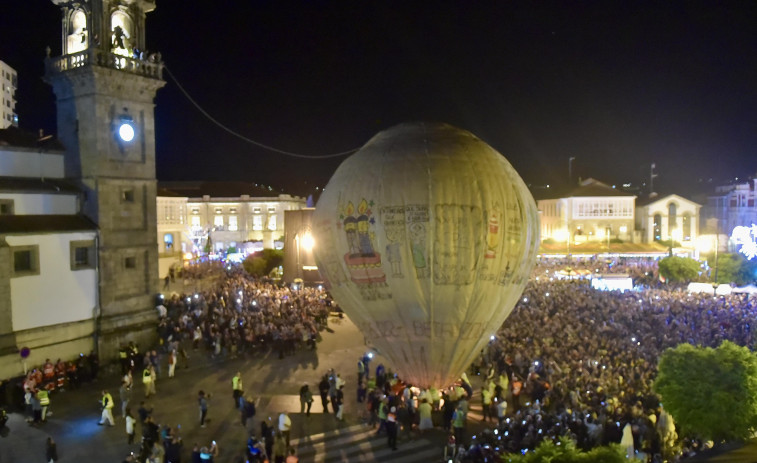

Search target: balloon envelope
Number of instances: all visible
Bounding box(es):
[313,122,539,388]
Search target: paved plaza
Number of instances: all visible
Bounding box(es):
[0,313,465,463]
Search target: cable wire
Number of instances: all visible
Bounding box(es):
[163,65,359,159]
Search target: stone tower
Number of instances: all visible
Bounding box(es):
[45,0,165,359]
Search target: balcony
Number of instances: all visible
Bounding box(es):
[45,49,163,80]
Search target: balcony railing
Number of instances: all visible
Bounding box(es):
[46,48,163,80]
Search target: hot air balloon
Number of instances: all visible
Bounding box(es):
[312,122,539,388]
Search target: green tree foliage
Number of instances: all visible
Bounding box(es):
[242,249,284,277]
[653,341,757,442]
[658,256,700,283]
[502,438,626,463]
[712,253,757,286]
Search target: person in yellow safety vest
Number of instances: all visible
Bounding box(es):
[99,390,115,426]
[37,388,50,422]
[232,371,243,409]
[142,365,156,398]
[481,387,492,422]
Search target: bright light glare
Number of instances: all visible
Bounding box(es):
[118,122,135,142]
[301,232,315,252]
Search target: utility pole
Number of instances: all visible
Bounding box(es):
[650,163,658,195]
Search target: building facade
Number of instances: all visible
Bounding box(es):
[0,60,18,128]
[704,178,757,235]
[44,0,165,360]
[156,182,307,276]
[538,178,637,244]
[0,127,98,378]
[636,194,701,248]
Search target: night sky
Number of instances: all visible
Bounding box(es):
[2,2,756,198]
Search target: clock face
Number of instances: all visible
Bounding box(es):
[118,122,135,142]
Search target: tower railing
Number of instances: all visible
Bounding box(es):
[46,48,163,80]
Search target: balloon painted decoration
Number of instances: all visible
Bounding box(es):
[313,122,540,388]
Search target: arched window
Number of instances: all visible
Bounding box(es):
[653,214,662,241]
[682,212,692,241]
[110,11,133,56]
[67,9,88,54]
[668,203,677,234]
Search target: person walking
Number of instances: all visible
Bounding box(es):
[99,390,115,426]
[318,375,330,414]
[45,436,58,463]
[278,412,291,447]
[418,399,433,434]
[386,406,398,451]
[125,409,136,445]
[335,385,344,421]
[142,365,156,398]
[167,349,177,378]
[37,388,50,422]
[119,380,132,418]
[299,383,313,417]
[232,372,243,409]
[198,390,210,428]
[451,403,466,449]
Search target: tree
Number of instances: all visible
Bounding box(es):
[502,438,626,463]
[712,253,757,286]
[653,341,757,442]
[242,248,284,277]
[658,256,700,283]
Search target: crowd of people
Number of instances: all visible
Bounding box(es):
[476,274,756,460]
[156,266,332,365]
[8,255,757,462]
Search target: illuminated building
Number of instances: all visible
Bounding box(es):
[0,60,18,128]
[635,193,701,248]
[704,178,757,239]
[157,181,306,273]
[537,178,636,245]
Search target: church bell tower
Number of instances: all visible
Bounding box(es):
[45,0,165,359]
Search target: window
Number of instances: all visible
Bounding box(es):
[121,188,135,203]
[70,240,95,270]
[267,215,277,230]
[682,213,692,241]
[163,233,174,251]
[11,245,40,277]
[267,207,276,214]
[229,207,237,214]
[124,256,136,269]
[214,207,223,214]
[214,215,224,229]
[0,199,14,215]
[253,207,261,214]
[190,216,201,228]
[668,203,677,233]
[191,208,199,215]
[228,216,238,231]
[253,215,263,231]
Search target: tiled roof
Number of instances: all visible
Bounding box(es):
[0,215,97,234]
[0,126,65,151]
[0,177,81,194]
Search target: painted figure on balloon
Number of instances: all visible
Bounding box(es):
[485,204,500,259]
[341,200,388,299]
[384,226,404,278]
[409,222,429,279]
